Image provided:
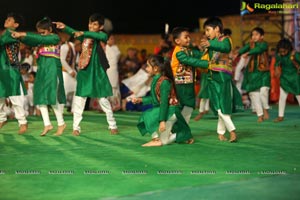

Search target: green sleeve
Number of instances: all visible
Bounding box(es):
[142,96,153,105]
[191,47,202,58]
[63,26,77,35]
[159,80,171,122]
[209,37,231,53]
[62,26,84,42]
[248,41,268,55]
[0,29,18,45]
[83,31,108,42]
[21,32,60,46]
[176,51,208,69]
[238,43,250,55]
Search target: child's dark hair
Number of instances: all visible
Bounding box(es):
[36,17,57,33]
[171,27,189,42]
[20,62,31,71]
[251,27,264,36]
[148,55,174,82]
[223,28,232,36]
[89,13,105,26]
[203,17,223,33]
[7,12,25,29]
[276,38,293,52]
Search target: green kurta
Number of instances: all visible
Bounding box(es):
[63,26,112,98]
[239,41,270,92]
[175,47,208,108]
[275,52,300,95]
[180,37,243,115]
[0,29,26,97]
[21,33,66,105]
[137,74,193,143]
[207,37,244,115]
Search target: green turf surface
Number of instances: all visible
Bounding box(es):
[0,104,299,200]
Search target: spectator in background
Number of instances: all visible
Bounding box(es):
[106,33,121,111]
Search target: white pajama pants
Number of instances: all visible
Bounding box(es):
[278,87,300,117]
[72,96,117,131]
[0,84,27,125]
[39,104,65,127]
[181,106,194,124]
[249,86,270,117]
[217,109,236,135]
[151,114,177,145]
[199,98,210,113]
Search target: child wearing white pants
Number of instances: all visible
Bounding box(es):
[72,96,117,134]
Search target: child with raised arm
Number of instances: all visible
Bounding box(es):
[0,12,28,134]
[12,17,67,136]
[199,17,243,142]
[54,13,118,136]
[239,27,270,122]
[131,55,193,146]
[273,38,300,122]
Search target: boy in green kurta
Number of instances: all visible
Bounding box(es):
[200,17,243,142]
[131,55,193,146]
[170,27,208,125]
[54,13,118,136]
[273,38,300,122]
[239,27,270,122]
[12,17,66,136]
[0,13,28,134]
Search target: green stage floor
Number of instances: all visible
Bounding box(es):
[0,104,299,200]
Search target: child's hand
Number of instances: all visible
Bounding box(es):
[53,22,65,29]
[200,38,210,48]
[11,31,26,38]
[242,52,249,58]
[159,121,166,132]
[74,31,84,38]
[131,97,142,104]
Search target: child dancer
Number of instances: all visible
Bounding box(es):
[0,12,28,134]
[239,27,270,122]
[54,13,118,135]
[132,55,193,146]
[199,17,243,142]
[273,38,300,122]
[12,17,67,136]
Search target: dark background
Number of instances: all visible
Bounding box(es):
[0,0,241,34]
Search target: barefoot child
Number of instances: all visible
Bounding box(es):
[12,17,67,136]
[132,55,193,146]
[273,38,300,122]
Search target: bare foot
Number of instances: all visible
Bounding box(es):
[185,138,194,144]
[257,116,264,123]
[40,125,53,136]
[142,138,162,147]
[218,134,227,141]
[273,116,284,123]
[72,130,80,136]
[55,123,66,136]
[18,124,28,134]
[110,128,119,135]
[229,131,237,143]
[194,113,204,121]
